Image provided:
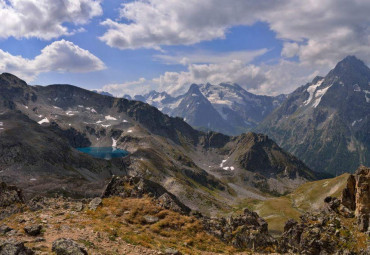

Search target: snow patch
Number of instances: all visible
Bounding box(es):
[53,106,61,109]
[66,111,75,116]
[96,120,103,124]
[105,115,117,120]
[112,138,117,147]
[312,85,332,108]
[24,105,28,109]
[90,108,97,113]
[123,119,128,123]
[30,178,37,181]
[38,118,49,124]
[127,130,133,133]
[101,124,111,128]
[303,79,324,106]
[0,122,3,126]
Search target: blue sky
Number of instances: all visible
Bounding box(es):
[0,0,369,96]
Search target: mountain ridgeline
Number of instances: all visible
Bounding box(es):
[0,72,321,214]
[128,82,286,135]
[258,56,370,176]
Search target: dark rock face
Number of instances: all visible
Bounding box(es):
[341,166,370,232]
[52,238,87,255]
[202,208,276,251]
[0,240,34,255]
[24,225,42,236]
[49,123,91,148]
[101,176,191,215]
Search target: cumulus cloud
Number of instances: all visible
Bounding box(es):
[102,58,323,97]
[0,40,106,81]
[0,0,102,40]
[100,0,370,68]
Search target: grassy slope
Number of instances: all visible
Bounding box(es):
[233,173,350,235]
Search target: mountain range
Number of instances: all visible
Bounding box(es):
[0,72,322,215]
[125,82,286,135]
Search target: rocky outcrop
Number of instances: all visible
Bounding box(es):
[0,182,23,207]
[101,176,191,215]
[341,166,370,232]
[279,167,370,254]
[0,182,24,220]
[202,208,276,251]
[52,238,87,255]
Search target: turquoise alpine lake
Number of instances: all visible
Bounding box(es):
[76,147,129,159]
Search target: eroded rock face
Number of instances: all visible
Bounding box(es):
[101,176,191,215]
[202,208,276,251]
[341,166,370,232]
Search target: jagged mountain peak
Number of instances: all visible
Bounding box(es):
[329,55,370,80]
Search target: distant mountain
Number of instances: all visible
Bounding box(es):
[258,56,370,175]
[132,83,286,135]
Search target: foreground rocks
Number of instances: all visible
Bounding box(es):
[278,166,370,254]
[341,165,369,232]
[0,240,34,255]
[52,238,88,255]
[102,176,191,214]
[202,208,276,251]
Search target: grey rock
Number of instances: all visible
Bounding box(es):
[52,238,87,255]
[88,198,102,211]
[0,240,34,255]
[143,215,159,224]
[164,248,181,255]
[0,224,12,235]
[24,225,42,236]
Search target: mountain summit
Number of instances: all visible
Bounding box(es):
[258,56,370,175]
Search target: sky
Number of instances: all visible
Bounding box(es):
[0,0,369,97]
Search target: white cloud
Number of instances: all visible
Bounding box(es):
[0,0,102,40]
[100,0,370,68]
[154,48,268,65]
[0,40,106,81]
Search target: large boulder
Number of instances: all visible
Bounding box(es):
[0,240,34,255]
[101,176,191,214]
[202,208,276,251]
[52,238,88,255]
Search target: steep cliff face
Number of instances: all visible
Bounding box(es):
[341,165,370,232]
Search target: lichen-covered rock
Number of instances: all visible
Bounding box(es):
[0,240,34,255]
[101,176,191,214]
[202,208,276,251]
[52,238,87,255]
